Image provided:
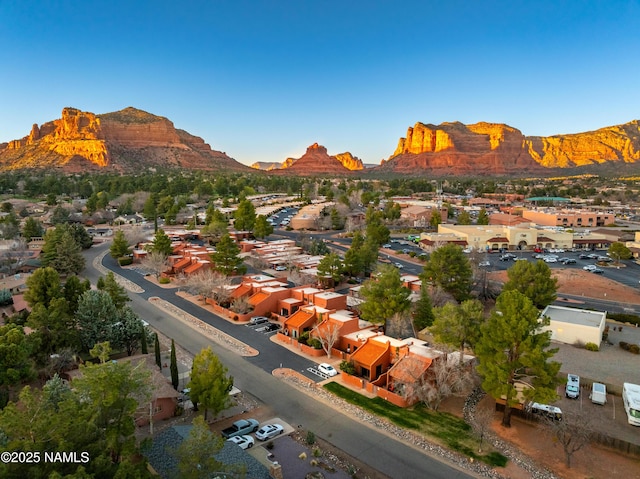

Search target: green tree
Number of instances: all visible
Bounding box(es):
[110,230,131,258]
[253,214,274,239]
[22,217,44,241]
[502,260,557,309]
[50,230,85,276]
[233,199,256,231]
[149,228,173,256]
[70,223,93,249]
[210,233,246,276]
[359,264,411,326]
[429,209,442,229]
[413,285,435,331]
[477,208,489,225]
[174,416,232,479]
[343,232,365,277]
[26,297,78,359]
[72,358,151,463]
[317,252,343,284]
[63,274,91,315]
[365,206,390,247]
[457,210,472,225]
[608,241,632,264]
[112,307,145,356]
[475,290,560,427]
[140,324,148,355]
[188,347,234,421]
[170,339,179,390]
[0,324,34,391]
[422,244,472,303]
[97,271,131,310]
[200,210,229,245]
[24,266,63,309]
[75,290,119,351]
[431,299,484,361]
[154,333,161,370]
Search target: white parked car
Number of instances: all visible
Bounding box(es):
[479,261,491,267]
[318,363,338,377]
[255,423,284,441]
[544,257,558,263]
[227,435,255,449]
[250,316,270,325]
[583,264,597,271]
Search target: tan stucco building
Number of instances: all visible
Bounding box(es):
[522,209,615,228]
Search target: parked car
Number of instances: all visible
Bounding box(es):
[382,243,392,248]
[275,265,287,271]
[393,262,404,269]
[479,261,491,267]
[255,423,284,441]
[583,265,597,271]
[227,435,255,450]
[592,268,604,274]
[318,363,338,377]
[264,323,281,332]
[579,254,590,259]
[250,316,270,325]
[561,258,576,264]
[544,257,558,263]
[222,419,260,438]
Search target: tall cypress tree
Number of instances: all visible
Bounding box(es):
[141,325,148,354]
[154,333,161,370]
[170,339,179,390]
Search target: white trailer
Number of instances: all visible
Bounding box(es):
[590,382,607,405]
[622,382,640,426]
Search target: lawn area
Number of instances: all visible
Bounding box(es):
[323,382,507,467]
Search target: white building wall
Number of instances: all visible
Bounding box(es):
[543,320,603,348]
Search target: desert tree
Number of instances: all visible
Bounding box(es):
[24,266,63,309]
[400,351,475,411]
[184,269,233,305]
[475,290,560,427]
[608,241,632,264]
[313,321,341,359]
[230,296,252,315]
[141,250,170,279]
[543,402,595,468]
[187,347,234,421]
[471,403,495,453]
[502,260,558,309]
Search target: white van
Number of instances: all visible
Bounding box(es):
[590,382,607,405]
[565,374,580,399]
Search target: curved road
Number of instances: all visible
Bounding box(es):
[84,243,478,479]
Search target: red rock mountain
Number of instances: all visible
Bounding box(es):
[251,145,364,173]
[0,107,249,173]
[272,143,359,175]
[379,120,640,175]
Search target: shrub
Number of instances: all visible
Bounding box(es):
[620,341,630,350]
[305,430,316,445]
[233,315,239,321]
[118,257,133,266]
[629,344,640,354]
[158,277,170,284]
[308,338,323,349]
[312,447,322,457]
[607,313,640,326]
[339,360,356,375]
[0,289,13,307]
[585,342,599,351]
[298,331,310,345]
[408,251,417,257]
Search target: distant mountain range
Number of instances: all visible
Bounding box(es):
[0,107,249,173]
[1,107,639,176]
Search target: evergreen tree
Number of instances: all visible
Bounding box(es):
[63,275,91,314]
[110,230,131,258]
[253,214,274,239]
[70,223,93,249]
[22,217,44,241]
[140,325,148,354]
[475,290,560,427]
[210,233,246,276]
[429,209,442,228]
[97,271,131,310]
[75,290,119,351]
[343,231,365,277]
[149,228,173,256]
[457,210,472,225]
[477,208,489,225]
[317,252,343,284]
[365,206,390,246]
[50,230,85,276]
[154,333,161,370]
[24,267,63,309]
[502,260,558,309]
[422,243,472,303]
[187,347,234,420]
[431,299,485,361]
[170,339,179,390]
[233,199,256,231]
[359,264,411,326]
[413,285,435,331]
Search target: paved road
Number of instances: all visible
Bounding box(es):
[84,243,478,479]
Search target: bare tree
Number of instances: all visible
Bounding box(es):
[400,352,475,411]
[471,403,495,453]
[289,268,315,287]
[140,251,169,279]
[230,296,252,315]
[544,404,595,468]
[125,225,149,247]
[0,238,30,274]
[314,322,341,359]
[183,269,232,305]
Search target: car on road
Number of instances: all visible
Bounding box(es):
[255,423,284,441]
[583,264,597,271]
[543,257,558,263]
[561,258,577,264]
[382,243,392,248]
[393,262,404,269]
[592,268,605,274]
[250,316,270,325]
[227,435,255,450]
[318,363,338,377]
[479,260,491,267]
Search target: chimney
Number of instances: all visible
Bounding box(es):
[269,461,283,479]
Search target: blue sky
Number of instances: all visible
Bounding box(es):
[1,1,639,166]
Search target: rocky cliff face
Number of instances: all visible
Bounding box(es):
[0,107,248,173]
[273,143,355,175]
[381,120,640,175]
